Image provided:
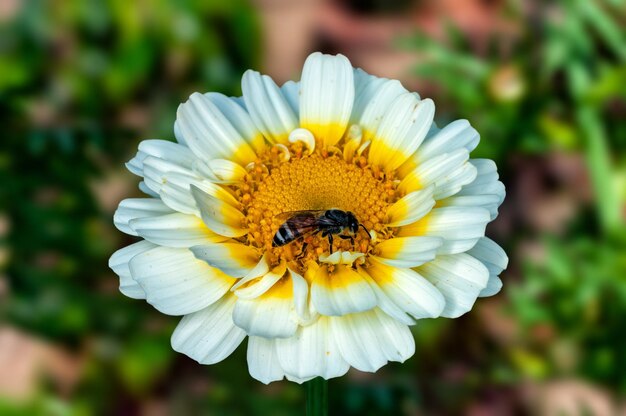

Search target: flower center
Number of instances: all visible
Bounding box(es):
[231,139,401,269]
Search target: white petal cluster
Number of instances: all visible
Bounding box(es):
[110,52,507,383]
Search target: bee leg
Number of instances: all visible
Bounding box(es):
[359,224,371,239]
[296,242,308,259]
[328,234,334,254]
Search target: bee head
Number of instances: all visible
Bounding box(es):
[347,212,359,234]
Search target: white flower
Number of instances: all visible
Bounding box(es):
[110,52,508,384]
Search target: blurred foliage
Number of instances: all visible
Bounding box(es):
[511,235,626,392]
[403,0,626,232]
[0,0,264,414]
[402,0,626,407]
[1,0,625,414]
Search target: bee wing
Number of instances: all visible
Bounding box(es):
[274,210,326,221]
[284,214,319,232]
[316,215,342,227]
[273,211,322,246]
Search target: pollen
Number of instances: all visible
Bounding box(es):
[229,140,401,270]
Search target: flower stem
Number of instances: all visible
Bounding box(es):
[305,377,328,416]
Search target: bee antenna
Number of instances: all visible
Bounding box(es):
[359,223,371,239]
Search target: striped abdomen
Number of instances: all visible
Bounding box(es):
[272,212,320,247]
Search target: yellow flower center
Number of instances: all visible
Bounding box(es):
[230,141,401,270]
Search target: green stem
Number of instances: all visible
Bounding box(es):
[305,377,328,416]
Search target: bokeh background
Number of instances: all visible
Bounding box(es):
[1,0,625,414]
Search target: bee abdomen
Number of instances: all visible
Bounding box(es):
[272,225,296,247]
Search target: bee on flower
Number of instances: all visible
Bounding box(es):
[110,52,507,383]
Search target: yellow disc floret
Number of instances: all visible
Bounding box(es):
[229,140,401,270]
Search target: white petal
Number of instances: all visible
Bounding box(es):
[113,198,174,236]
[417,253,489,318]
[138,181,159,197]
[275,316,350,381]
[231,253,271,291]
[290,268,317,324]
[242,70,298,144]
[399,149,477,200]
[368,94,434,171]
[341,124,363,162]
[311,265,377,316]
[455,159,506,219]
[358,269,415,325]
[191,242,260,278]
[190,185,247,238]
[193,158,248,184]
[281,80,300,116]
[129,246,236,315]
[158,172,203,215]
[330,309,415,372]
[129,212,227,247]
[425,121,440,137]
[142,155,196,195]
[234,296,296,338]
[126,139,196,178]
[399,207,491,254]
[480,276,503,297]
[351,68,380,122]
[431,162,478,200]
[350,71,407,142]
[174,119,186,145]
[353,67,374,91]
[288,128,315,155]
[234,262,286,300]
[286,374,317,383]
[247,336,285,384]
[467,237,508,297]
[231,95,246,109]
[318,250,364,266]
[233,275,298,338]
[400,119,480,175]
[171,294,246,364]
[364,259,445,319]
[159,172,238,216]
[204,92,265,153]
[351,70,392,126]
[457,160,503,199]
[386,186,435,227]
[373,236,442,268]
[109,240,156,299]
[176,92,258,165]
[439,194,502,220]
[300,52,355,147]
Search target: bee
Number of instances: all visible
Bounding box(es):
[272,209,370,254]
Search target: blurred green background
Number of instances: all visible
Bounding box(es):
[1,0,625,414]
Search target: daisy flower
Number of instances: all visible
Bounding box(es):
[110,52,507,384]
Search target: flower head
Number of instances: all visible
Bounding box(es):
[110,52,508,383]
